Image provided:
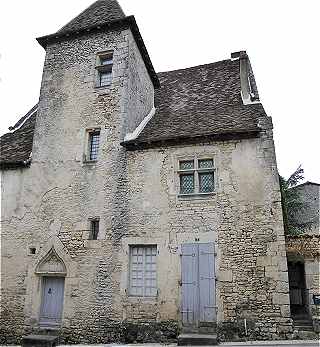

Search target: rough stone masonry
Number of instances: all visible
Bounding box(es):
[0,0,293,344]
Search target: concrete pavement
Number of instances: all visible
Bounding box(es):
[1,340,319,347]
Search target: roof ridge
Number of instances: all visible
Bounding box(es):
[157,59,233,75]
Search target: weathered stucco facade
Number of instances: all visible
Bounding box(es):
[1,0,295,344]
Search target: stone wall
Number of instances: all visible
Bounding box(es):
[291,184,320,234]
[0,25,292,346]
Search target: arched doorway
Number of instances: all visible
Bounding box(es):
[35,247,67,327]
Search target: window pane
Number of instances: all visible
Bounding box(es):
[90,220,99,240]
[199,172,214,193]
[100,71,112,86]
[180,174,194,194]
[179,160,194,170]
[198,159,214,169]
[100,56,113,65]
[130,245,157,297]
[89,131,100,160]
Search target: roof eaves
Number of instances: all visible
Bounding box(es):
[121,130,261,151]
[0,160,31,170]
[8,104,38,132]
[36,16,160,88]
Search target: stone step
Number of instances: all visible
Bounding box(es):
[294,319,313,325]
[178,333,218,346]
[22,334,59,347]
[294,325,314,331]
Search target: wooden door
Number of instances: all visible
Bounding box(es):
[40,277,65,326]
[181,243,216,327]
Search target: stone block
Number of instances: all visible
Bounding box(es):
[219,270,233,282]
[280,305,291,317]
[272,293,290,305]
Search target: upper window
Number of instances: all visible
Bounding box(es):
[129,245,157,297]
[178,158,215,195]
[96,52,113,87]
[86,129,100,161]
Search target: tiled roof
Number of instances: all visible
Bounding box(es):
[0,110,36,169]
[0,58,267,168]
[58,0,125,35]
[131,59,266,145]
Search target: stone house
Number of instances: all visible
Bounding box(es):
[1,0,294,344]
[285,182,320,336]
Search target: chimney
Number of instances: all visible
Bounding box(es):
[231,51,260,105]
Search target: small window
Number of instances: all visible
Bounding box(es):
[96,52,113,87]
[89,219,99,240]
[86,129,100,161]
[129,245,157,297]
[178,158,215,195]
[29,247,36,255]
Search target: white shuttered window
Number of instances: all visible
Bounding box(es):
[129,245,157,297]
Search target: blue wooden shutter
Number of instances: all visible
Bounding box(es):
[199,243,216,322]
[181,243,199,325]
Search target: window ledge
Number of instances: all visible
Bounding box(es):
[94,84,112,90]
[126,295,158,303]
[83,160,98,165]
[178,192,216,200]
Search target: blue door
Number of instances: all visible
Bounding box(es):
[40,277,65,326]
[181,243,216,326]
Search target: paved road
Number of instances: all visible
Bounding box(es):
[2,341,319,347]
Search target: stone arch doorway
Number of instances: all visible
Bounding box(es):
[287,254,309,318]
[35,247,67,327]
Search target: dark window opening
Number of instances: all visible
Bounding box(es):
[88,130,100,161]
[96,52,113,87]
[89,219,99,240]
[29,247,36,255]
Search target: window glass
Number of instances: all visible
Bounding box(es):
[100,56,113,65]
[129,245,157,297]
[88,131,100,161]
[198,159,214,169]
[180,174,195,194]
[89,219,99,240]
[199,172,214,193]
[179,160,194,170]
[99,71,112,87]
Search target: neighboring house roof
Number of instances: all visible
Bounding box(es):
[0,57,267,168]
[124,59,267,147]
[58,0,125,34]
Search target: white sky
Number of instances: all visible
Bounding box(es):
[0,0,319,182]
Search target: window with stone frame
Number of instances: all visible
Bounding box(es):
[129,245,157,297]
[178,158,215,195]
[96,51,113,87]
[85,128,100,162]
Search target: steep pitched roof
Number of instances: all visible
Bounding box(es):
[58,0,125,35]
[0,109,36,169]
[36,2,160,88]
[0,58,268,168]
[124,59,267,147]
